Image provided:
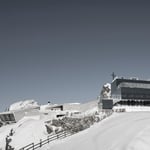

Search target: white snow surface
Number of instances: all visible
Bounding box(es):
[63,100,98,112]
[0,115,49,149]
[41,112,150,150]
[9,100,39,111]
[113,105,150,112]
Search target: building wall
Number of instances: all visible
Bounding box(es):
[0,113,16,123]
[111,78,150,104]
[0,107,40,124]
[102,99,113,109]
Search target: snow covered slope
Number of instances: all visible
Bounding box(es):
[41,112,150,150]
[0,116,49,149]
[0,100,99,149]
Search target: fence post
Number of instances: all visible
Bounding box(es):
[32,143,34,150]
[64,130,66,137]
[40,139,42,147]
[47,136,49,143]
[57,133,59,139]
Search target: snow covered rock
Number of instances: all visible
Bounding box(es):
[100,83,111,98]
[9,100,39,111]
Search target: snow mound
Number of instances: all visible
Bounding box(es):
[9,100,39,111]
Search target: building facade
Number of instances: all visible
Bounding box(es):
[111,78,150,106]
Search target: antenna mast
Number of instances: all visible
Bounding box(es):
[111,72,116,80]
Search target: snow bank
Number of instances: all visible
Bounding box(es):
[9,100,39,111]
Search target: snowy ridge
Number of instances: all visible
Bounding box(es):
[9,100,39,111]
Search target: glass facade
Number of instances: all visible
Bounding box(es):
[121,87,150,100]
[111,78,150,102]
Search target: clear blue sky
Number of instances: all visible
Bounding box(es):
[0,0,150,111]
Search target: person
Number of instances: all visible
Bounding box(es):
[5,136,11,150]
[9,129,14,136]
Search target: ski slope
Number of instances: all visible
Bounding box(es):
[41,112,150,150]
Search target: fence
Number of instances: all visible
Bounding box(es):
[19,130,73,150]
[19,110,113,150]
[113,108,126,112]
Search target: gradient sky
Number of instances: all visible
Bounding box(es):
[0,0,150,111]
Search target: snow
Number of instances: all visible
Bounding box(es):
[11,119,47,149]
[100,83,111,99]
[9,100,39,111]
[41,112,150,150]
[66,103,81,105]
[0,115,49,149]
[0,100,99,149]
[103,83,111,89]
[63,100,98,112]
[2,99,150,150]
[113,105,150,112]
